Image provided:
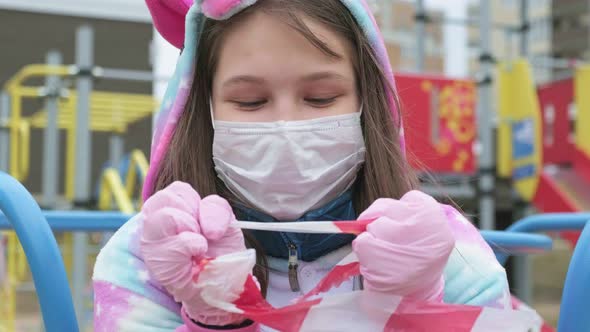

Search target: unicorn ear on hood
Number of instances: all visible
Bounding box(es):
[146,0,258,49]
[146,0,192,49]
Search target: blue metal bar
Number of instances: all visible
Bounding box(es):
[0,171,79,332]
[0,210,132,231]
[505,213,590,233]
[496,213,590,264]
[558,222,590,331]
[2,210,556,258]
[480,230,553,254]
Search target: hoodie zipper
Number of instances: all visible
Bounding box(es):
[287,243,301,292]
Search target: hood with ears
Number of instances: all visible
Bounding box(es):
[143,0,405,200]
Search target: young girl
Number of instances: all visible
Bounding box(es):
[93,0,512,330]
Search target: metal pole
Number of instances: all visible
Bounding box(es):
[477,0,495,230]
[109,134,124,172]
[0,92,9,173]
[95,67,160,82]
[415,0,426,71]
[72,25,94,325]
[520,0,529,57]
[514,0,531,303]
[512,203,536,303]
[513,252,533,302]
[74,27,94,203]
[41,51,62,209]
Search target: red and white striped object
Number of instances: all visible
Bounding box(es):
[234,219,376,235]
[198,251,542,332]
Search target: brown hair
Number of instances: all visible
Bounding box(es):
[153,0,418,295]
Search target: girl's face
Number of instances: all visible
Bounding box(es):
[212,10,359,122]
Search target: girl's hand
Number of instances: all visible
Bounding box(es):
[140,181,247,326]
[352,190,455,301]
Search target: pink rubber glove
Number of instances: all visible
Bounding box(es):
[140,181,247,326]
[352,190,455,302]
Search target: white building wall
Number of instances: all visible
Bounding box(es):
[0,0,151,22]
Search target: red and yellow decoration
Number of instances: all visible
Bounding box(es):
[397,73,477,174]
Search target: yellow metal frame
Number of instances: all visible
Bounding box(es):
[4,65,73,183]
[8,233,26,283]
[98,169,135,214]
[4,65,74,91]
[11,121,30,182]
[0,272,15,332]
[575,65,590,156]
[1,232,15,332]
[4,64,157,199]
[26,92,156,200]
[125,149,149,209]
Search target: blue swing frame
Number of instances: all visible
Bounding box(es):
[0,171,589,331]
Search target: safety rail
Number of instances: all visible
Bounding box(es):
[495,213,590,265]
[12,120,30,182]
[0,118,31,182]
[0,171,78,332]
[3,65,75,91]
[3,65,73,183]
[27,91,157,133]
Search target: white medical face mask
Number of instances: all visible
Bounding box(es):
[212,112,366,220]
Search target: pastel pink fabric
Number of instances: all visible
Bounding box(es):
[352,190,456,301]
[140,181,248,326]
[145,0,257,48]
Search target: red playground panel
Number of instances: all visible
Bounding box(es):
[396,73,477,174]
[537,79,576,165]
[534,77,590,248]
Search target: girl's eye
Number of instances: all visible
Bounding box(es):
[233,100,267,110]
[305,97,337,107]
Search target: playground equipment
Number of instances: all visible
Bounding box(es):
[0,26,157,328]
[98,149,149,214]
[497,61,590,231]
[2,171,590,331]
[1,63,157,201]
[495,59,590,303]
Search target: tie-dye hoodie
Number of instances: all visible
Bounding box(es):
[92,1,512,331]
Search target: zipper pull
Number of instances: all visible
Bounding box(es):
[288,244,301,292]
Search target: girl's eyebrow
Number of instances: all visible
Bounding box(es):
[222,71,350,88]
[301,71,350,82]
[223,75,266,87]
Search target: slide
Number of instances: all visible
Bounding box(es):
[532,65,590,246]
[535,169,590,212]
